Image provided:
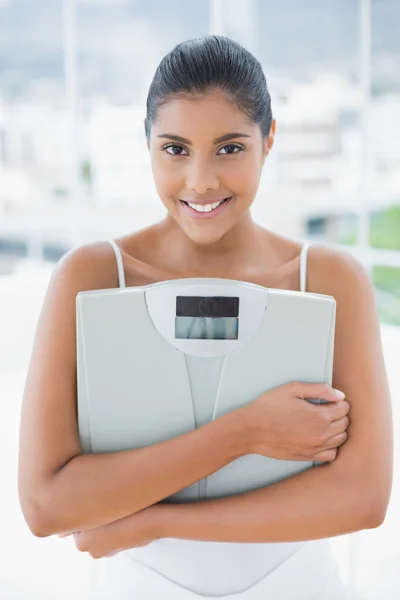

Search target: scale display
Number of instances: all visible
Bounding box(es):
[175,296,239,340]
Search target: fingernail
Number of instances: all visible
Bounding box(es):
[333,389,345,400]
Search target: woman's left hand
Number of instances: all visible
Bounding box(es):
[60,505,164,559]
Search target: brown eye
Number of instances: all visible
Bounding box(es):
[217,143,244,155]
[164,144,188,156]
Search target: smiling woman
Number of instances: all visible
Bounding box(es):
[18,35,392,600]
[146,90,274,245]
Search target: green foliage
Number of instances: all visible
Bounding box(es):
[370,206,400,251]
[373,266,400,325]
[332,205,400,325]
[81,161,92,186]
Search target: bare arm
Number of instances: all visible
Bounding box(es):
[35,413,240,537]
[73,247,393,556]
[18,244,243,537]
[73,459,376,559]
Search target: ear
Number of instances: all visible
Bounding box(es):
[263,118,276,158]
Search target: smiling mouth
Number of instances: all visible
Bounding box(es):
[180,197,232,213]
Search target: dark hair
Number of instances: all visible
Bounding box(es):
[144,35,272,140]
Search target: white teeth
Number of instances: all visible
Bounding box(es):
[187,199,227,212]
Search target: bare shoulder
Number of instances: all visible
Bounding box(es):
[31,240,120,358]
[306,242,382,381]
[306,243,374,303]
[52,240,120,294]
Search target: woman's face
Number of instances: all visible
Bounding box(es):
[149,90,275,245]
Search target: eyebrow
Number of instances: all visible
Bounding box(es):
[156,133,251,145]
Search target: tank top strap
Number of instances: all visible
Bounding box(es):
[109,239,126,289]
[299,243,312,293]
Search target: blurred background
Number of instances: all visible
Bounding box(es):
[0,0,399,598]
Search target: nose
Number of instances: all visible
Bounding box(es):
[185,158,219,194]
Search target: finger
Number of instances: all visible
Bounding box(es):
[292,382,345,403]
[325,400,351,421]
[321,431,348,451]
[326,415,350,437]
[311,448,338,462]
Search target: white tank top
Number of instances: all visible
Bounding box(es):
[89,241,347,599]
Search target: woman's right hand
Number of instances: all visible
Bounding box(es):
[235,382,350,462]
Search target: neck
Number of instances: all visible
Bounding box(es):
[155,213,264,274]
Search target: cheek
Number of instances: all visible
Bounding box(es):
[151,155,182,197]
[223,155,262,196]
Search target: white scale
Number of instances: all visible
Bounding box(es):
[76,278,336,502]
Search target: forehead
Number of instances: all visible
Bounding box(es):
[152,91,259,139]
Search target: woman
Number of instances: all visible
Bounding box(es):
[18,36,393,599]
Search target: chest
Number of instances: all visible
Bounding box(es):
[123,260,302,293]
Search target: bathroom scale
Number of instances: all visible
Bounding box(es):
[76,278,336,502]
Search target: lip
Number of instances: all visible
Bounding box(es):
[180,197,233,219]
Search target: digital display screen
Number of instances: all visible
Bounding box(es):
[175,296,239,340]
[176,296,239,318]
